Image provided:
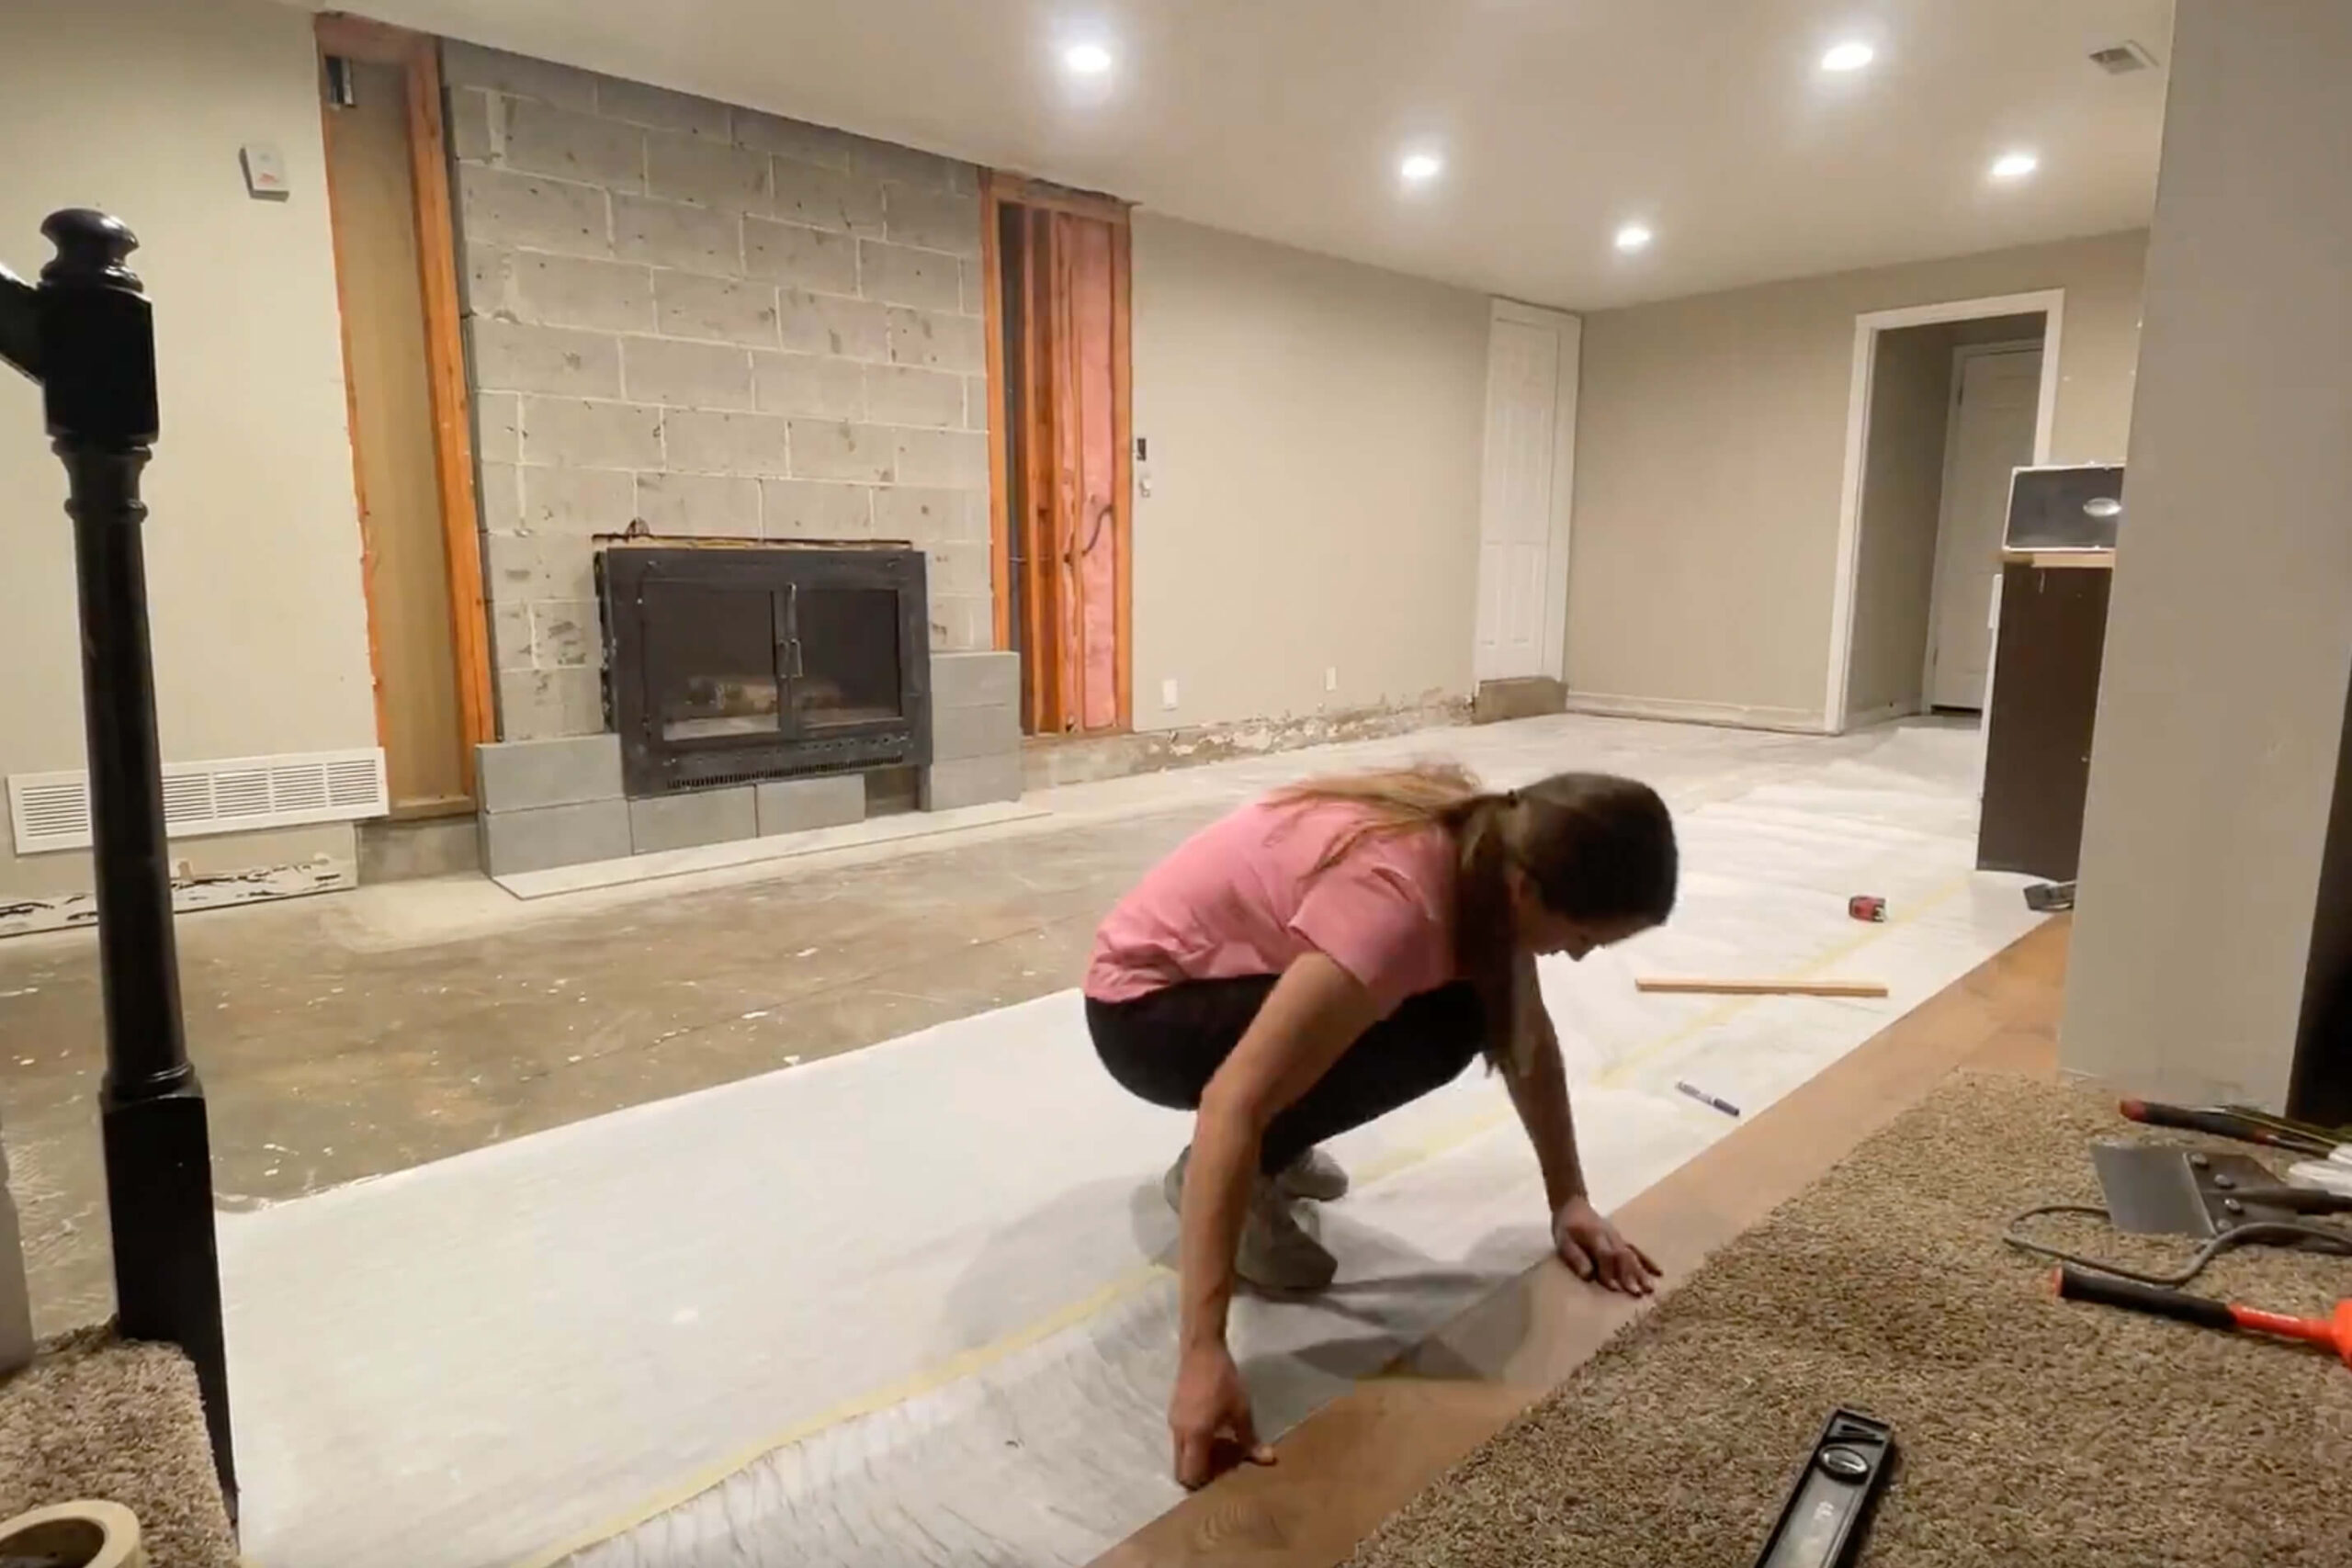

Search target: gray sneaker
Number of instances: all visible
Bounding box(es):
[1162,1148,1339,1292]
[1275,1145,1350,1202]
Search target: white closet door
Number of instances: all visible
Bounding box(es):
[1475,302,1579,682]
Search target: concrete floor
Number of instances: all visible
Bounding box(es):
[1,796,1210,1337]
[0,712,1943,1339]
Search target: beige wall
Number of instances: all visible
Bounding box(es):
[1565,231,2146,727]
[0,0,376,897]
[1129,213,1489,731]
[2063,0,2352,1108]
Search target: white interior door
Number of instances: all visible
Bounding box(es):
[1475,303,1579,682]
[1927,347,2041,709]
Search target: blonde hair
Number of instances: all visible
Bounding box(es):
[1272,762,1484,865]
[1272,761,1678,1075]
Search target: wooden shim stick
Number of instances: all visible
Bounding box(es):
[1634,976,1891,998]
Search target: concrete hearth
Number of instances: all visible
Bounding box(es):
[475,649,1017,877]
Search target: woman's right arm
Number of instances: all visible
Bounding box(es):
[1171,951,1379,1487]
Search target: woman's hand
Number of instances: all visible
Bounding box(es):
[1553,1196,1660,1295]
[1170,1339,1274,1489]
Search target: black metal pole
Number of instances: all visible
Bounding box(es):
[1,209,236,1517]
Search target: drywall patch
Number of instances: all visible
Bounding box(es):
[0,858,354,940]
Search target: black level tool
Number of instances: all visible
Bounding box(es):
[1752,1409,1897,1568]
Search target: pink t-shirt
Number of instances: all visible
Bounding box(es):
[1085,797,1457,1016]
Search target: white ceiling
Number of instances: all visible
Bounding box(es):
[337,0,2174,310]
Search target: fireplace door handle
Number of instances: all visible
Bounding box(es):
[775,582,804,679]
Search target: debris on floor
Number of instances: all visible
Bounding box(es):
[2024,880,2076,912]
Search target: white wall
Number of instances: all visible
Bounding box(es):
[2062,0,2352,1109]
[1128,213,1491,731]
[0,0,375,897]
[1564,231,2146,728]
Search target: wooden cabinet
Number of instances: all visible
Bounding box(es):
[1977,555,2112,881]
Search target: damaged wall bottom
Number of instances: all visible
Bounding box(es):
[0,857,356,941]
[1021,694,1474,793]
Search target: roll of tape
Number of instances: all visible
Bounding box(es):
[0,1499,146,1568]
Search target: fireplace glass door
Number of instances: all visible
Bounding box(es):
[603,546,931,795]
[789,585,904,730]
[648,581,783,742]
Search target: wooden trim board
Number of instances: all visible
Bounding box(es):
[314,40,394,772]
[987,178,1136,733]
[314,11,417,61]
[315,13,494,796]
[1634,976,1890,998]
[1111,219,1134,731]
[989,172,1130,223]
[980,173,1014,652]
[404,37,493,786]
[2001,549,2116,570]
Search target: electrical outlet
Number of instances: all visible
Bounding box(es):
[1161,678,1180,711]
[1324,667,1339,693]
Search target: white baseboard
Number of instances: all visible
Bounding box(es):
[1842,699,1928,731]
[1559,690,1831,735]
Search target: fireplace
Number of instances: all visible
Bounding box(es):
[599,543,932,795]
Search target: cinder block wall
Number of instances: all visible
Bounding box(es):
[442,44,994,741]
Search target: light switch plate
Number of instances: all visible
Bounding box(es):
[241,142,290,199]
[1160,678,1180,711]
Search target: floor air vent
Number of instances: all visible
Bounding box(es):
[8,747,389,855]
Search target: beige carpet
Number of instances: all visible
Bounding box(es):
[1349,1074,2352,1566]
[0,1326,236,1567]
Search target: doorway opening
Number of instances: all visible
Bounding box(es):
[980,175,1133,737]
[1826,290,2063,732]
[315,16,492,815]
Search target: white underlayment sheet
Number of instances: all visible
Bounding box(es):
[220,724,2041,1568]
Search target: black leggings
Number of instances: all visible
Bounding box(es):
[1085,976,1487,1175]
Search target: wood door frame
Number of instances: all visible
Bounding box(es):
[1825,288,2064,734]
[1920,339,2045,708]
[315,12,494,802]
[1474,298,1581,686]
[979,171,1134,730]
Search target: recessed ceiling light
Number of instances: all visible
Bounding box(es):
[1613,221,1654,253]
[1989,150,2040,181]
[1399,151,1444,184]
[1062,41,1114,76]
[1820,40,1874,72]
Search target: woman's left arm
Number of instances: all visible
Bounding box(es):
[1500,956,1660,1295]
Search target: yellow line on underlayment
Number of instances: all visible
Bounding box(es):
[497,871,1974,1568]
[505,1264,1171,1568]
